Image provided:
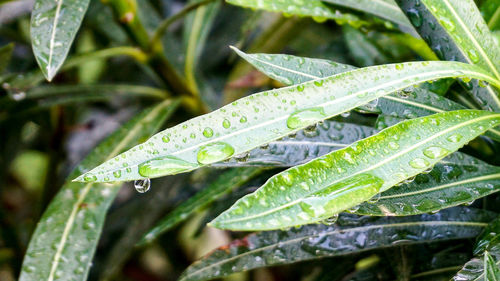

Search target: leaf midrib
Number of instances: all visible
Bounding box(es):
[46,102,170,281]
[221,113,500,224]
[47,0,64,80]
[185,220,487,279]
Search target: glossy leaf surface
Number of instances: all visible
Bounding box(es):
[182,208,494,281]
[75,61,500,183]
[19,100,179,281]
[139,167,263,245]
[397,0,500,112]
[210,110,500,230]
[30,0,90,81]
[214,120,377,167]
[355,153,500,216]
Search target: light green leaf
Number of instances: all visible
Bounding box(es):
[480,0,500,31]
[181,207,494,281]
[210,110,500,231]
[19,100,179,281]
[355,152,500,216]
[397,0,500,112]
[0,43,14,74]
[30,0,90,81]
[322,0,415,33]
[75,60,500,183]
[214,120,377,167]
[225,0,365,26]
[138,167,263,245]
[485,251,500,281]
[231,48,500,140]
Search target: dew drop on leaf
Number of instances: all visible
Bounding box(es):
[286,107,326,129]
[222,119,231,129]
[197,142,235,164]
[409,158,430,169]
[83,174,97,182]
[138,156,197,177]
[423,146,449,159]
[202,127,213,138]
[447,134,463,142]
[134,178,151,193]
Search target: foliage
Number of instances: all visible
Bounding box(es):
[1,0,500,280]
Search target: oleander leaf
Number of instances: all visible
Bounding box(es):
[74,60,500,183]
[210,110,500,231]
[480,0,500,31]
[485,251,500,280]
[396,0,500,112]
[322,0,415,34]
[0,43,14,74]
[19,100,179,281]
[342,25,390,67]
[181,207,495,281]
[231,48,500,141]
[225,0,365,26]
[30,0,90,81]
[138,167,263,245]
[213,120,377,167]
[355,152,500,216]
[453,216,500,281]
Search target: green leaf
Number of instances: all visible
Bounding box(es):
[485,251,500,281]
[322,0,415,33]
[19,100,179,281]
[225,0,365,26]
[355,152,500,216]
[343,25,390,67]
[30,0,90,81]
[210,110,500,231]
[75,60,500,183]
[214,120,377,167]
[231,48,500,141]
[397,0,500,112]
[181,207,494,281]
[480,0,500,31]
[475,216,500,255]
[0,43,14,74]
[138,167,263,245]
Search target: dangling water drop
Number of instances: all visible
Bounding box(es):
[134,178,151,193]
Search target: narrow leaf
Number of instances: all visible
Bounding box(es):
[397,0,500,112]
[19,100,179,281]
[138,167,263,245]
[226,0,365,26]
[31,0,91,80]
[485,251,500,281]
[181,208,494,281]
[75,61,500,183]
[214,120,377,167]
[355,152,500,216]
[210,110,500,231]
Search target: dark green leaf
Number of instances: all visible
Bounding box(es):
[0,43,14,74]
[181,207,495,281]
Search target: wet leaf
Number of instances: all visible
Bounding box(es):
[214,120,377,167]
[397,0,500,112]
[181,207,495,281]
[355,152,500,216]
[485,251,500,280]
[342,25,390,67]
[30,0,90,81]
[19,100,179,281]
[210,110,500,230]
[138,167,263,245]
[226,0,365,26]
[75,60,500,183]
[323,0,415,34]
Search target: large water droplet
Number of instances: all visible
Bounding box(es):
[138,156,197,177]
[203,127,213,138]
[423,146,449,159]
[197,142,235,164]
[286,107,326,129]
[222,119,231,129]
[83,174,97,182]
[134,178,151,193]
[409,158,430,169]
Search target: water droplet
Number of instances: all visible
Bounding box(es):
[240,116,247,123]
[286,107,326,129]
[439,16,455,31]
[83,174,97,182]
[423,146,449,159]
[222,119,231,129]
[395,64,404,70]
[113,170,122,178]
[203,127,213,138]
[297,84,305,92]
[409,158,430,169]
[162,136,170,143]
[367,193,381,204]
[134,178,151,193]
[447,134,462,142]
[197,142,235,164]
[340,111,351,118]
[467,49,479,63]
[138,156,197,177]
[407,8,422,27]
[388,142,399,150]
[322,214,338,225]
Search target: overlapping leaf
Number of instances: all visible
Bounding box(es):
[31,0,90,81]
[214,120,377,167]
[210,110,500,230]
[19,100,179,281]
[181,208,495,281]
[397,0,500,112]
[355,152,500,216]
[139,167,263,245]
[75,61,500,183]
